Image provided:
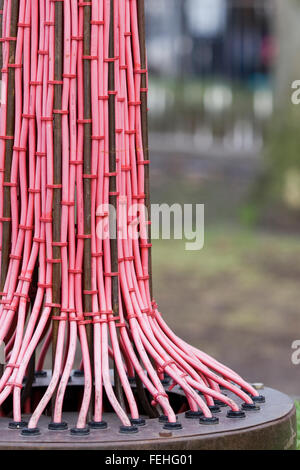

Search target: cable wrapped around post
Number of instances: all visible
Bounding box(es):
[0,0,262,435]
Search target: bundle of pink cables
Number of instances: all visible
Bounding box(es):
[0,0,263,436]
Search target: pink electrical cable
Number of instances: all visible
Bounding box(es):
[0,0,262,434]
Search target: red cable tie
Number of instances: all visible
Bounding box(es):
[151,392,168,405]
[98,95,109,101]
[77,317,92,325]
[137,275,150,281]
[52,315,68,321]
[53,109,69,115]
[141,307,150,314]
[121,165,131,171]
[125,130,136,135]
[128,101,141,106]
[83,174,97,179]
[2,304,17,311]
[46,184,62,189]
[83,290,98,295]
[40,216,52,223]
[90,20,104,25]
[77,234,92,239]
[28,188,40,193]
[82,55,97,60]
[40,116,53,122]
[0,37,17,42]
[62,73,76,79]
[37,283,52,289]
[119,65,127,70]
[68,268,82,274]
[92,318,108,324]
[104,57,118,63]
[140,243,152,249]
[6,363,19,368]
[84,313,99,319]
[124,32,132,37]
[45,303,61,309]
[14,292,29,300]
[37,50,49,55]
[116,322,126,328]
[77,118,92,124]
[18,276,31,282]
[104,272,119,277]
[30,80,43,86]
[36,151,47,157]
[22,114,35,120]
[127,313,138,320]
[91,252,103,258]
[52,241,68,247]
[141,88,148,93]
[109,191,119,197]
[128,288,135,293]
[9,254,22,260]
[33,237,45,244]
[61,308,76,313]
[91,135,104,141]
[78,1,92,5]
[158,360,175,374]
[132,194,146,200]
[70,160,83,165]
[18,225,34,231]
[71,36,84,41]
[48,80,63,85]
[3,182,17,187]
[7,382,23,389]
[134,68,147,74]
[0,136,13,141]
[104,172,117,177]
[119,256,134,262]
[137,160,150,165]
[61,200,75,206]
[108,90,117,95]
[115,128,123,134]
[46,258,62,264]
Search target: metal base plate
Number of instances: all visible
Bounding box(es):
[0,387,296,450]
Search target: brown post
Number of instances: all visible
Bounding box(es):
[136,0,160,418]
[108,0,124,409]
[83,1,93,421]
[137,0,152,296]
[51,0,63,404]
[0,0,19,292]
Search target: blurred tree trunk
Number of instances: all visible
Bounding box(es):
[244,1,300,229]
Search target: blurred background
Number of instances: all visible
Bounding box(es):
[145,0,300,396]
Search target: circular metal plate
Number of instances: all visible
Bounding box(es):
[0,387,296,450]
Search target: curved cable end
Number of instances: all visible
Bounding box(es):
[21,427,40,436]
[88,420,108,429]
